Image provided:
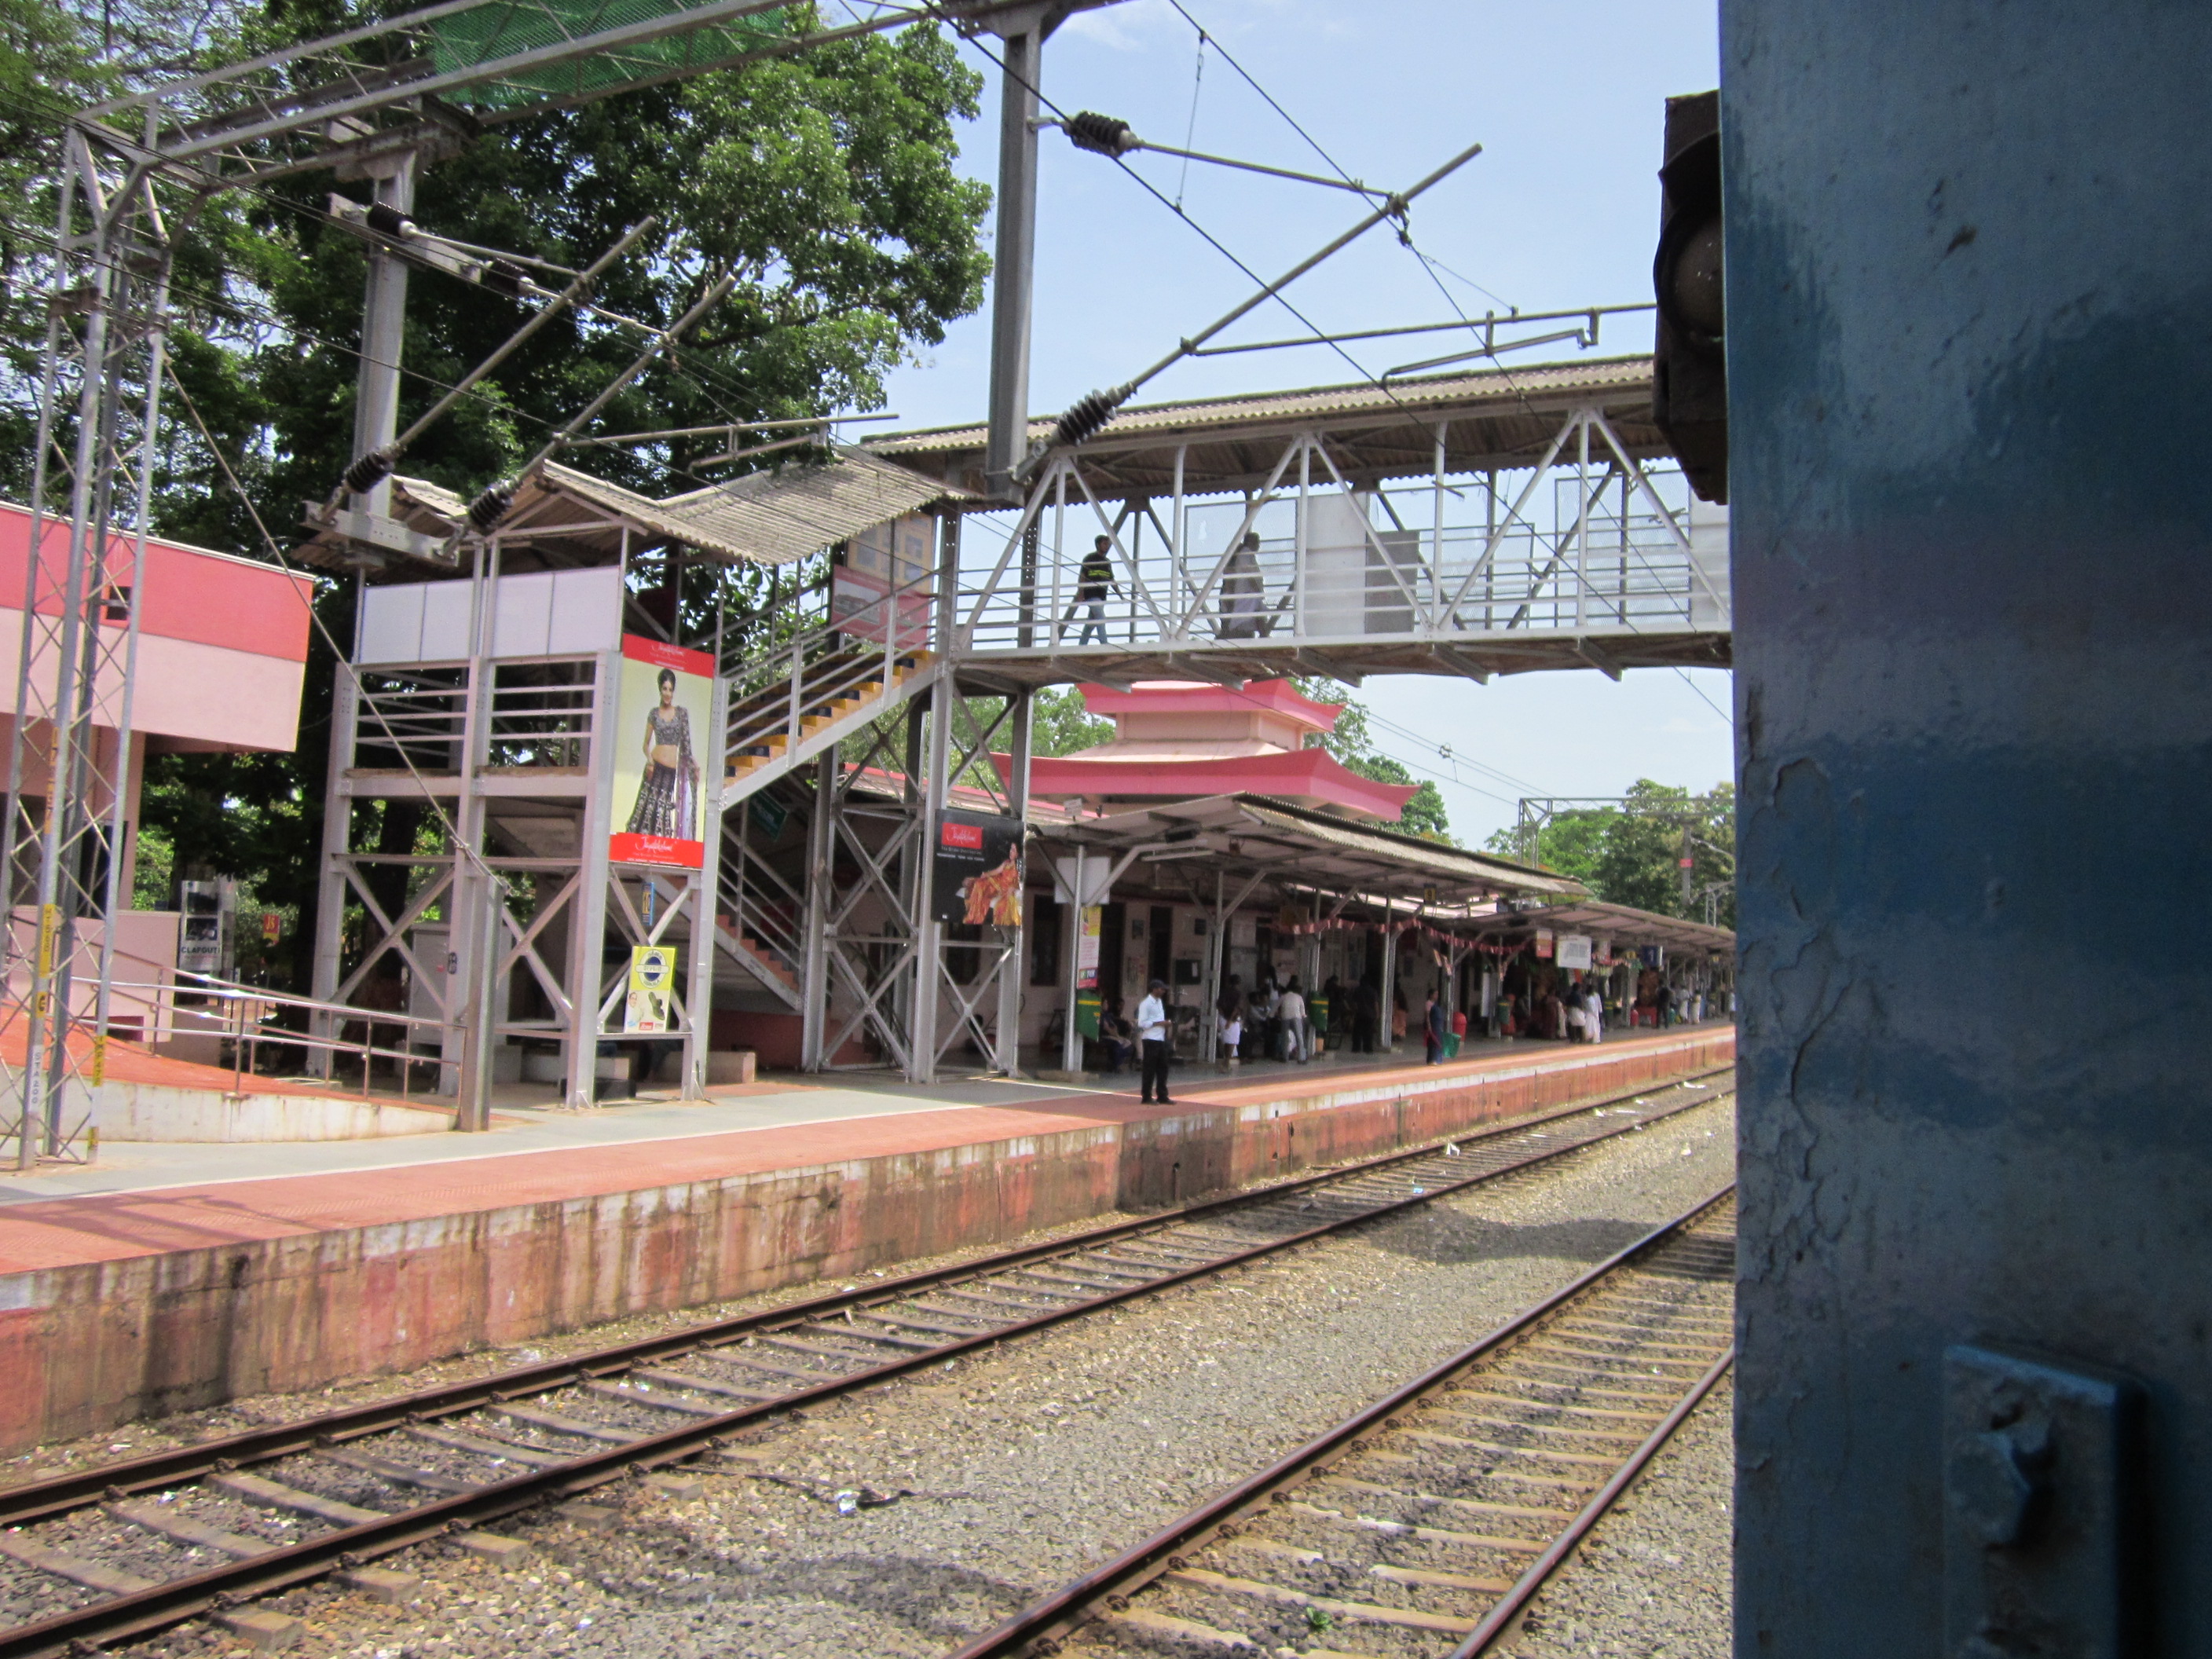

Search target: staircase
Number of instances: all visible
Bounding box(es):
[720,635,938,810]
[709,817,809,1009]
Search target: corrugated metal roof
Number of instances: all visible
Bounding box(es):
[1234,799,1588,898]
[653,447,961,565]
[870,356,1654,460]
[1041,792,1586,907]
[1477,898,1735,952]
[864,356,1662,503]
[315,446,965,573]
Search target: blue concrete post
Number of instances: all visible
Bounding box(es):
[1727,5,2212,1654]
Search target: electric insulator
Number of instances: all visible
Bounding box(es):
[483,259,527,298]
[342,448,394,494]
[467,484,514,534]
[1053,386,1125,449]
[365,202,412,239]
[1065,112,1137,156]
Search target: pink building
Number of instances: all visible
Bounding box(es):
[1005,678,1419,820]
[0,502,313,1027]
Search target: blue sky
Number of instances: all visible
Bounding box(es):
[875,0,1728,844]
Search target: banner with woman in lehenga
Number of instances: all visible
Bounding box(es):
[609,634,712,868]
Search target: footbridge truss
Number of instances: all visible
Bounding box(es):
[870,354,1730,688]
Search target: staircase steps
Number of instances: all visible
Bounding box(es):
[723,649,932,790]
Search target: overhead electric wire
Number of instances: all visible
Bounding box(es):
[946,24,1456,434]
[1141,9,1730,734]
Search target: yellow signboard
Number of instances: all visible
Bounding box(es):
[624,944,678,1034]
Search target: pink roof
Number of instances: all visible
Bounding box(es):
[1079,677,1343,733]
[996,745,1419,821]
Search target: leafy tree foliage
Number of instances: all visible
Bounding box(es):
[4,2,994,987]
[1487,778,1734,925]
[1027,685,1112,757]
[1294,680,1453,843]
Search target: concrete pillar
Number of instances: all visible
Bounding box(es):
[1377,909,1397,1053]
[1728,6,2212,1653]
[983,24,1041,500]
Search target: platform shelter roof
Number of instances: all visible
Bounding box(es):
[1034,792,1585,913]
[1474,898,1735,956]
[865,355,1664,503]
[299,445,964,576]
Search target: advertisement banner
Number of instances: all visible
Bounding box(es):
[1533,927,1555,960]
[1076,904,1101,990]
[1557,934,1593,971]
[609,634,713,869]
[932,811,1025,925]
[624,944,677,1033]
[833,514,934,648]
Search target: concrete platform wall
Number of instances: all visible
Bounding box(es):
[0,1030,1731,1453]
[99,1082,458,1142]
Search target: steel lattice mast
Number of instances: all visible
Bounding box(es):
[8,0,1109,1164]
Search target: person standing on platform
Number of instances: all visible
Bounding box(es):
[1656,980,1675,1029]
[1215,975,1245,1063]
[1137,978,1173,1104]
[1424,990,1447,1064]
[1280,978,1309,1063]
[1449,1002,1467,1058]
[1583,982,1605,1043]
[1256,976,1283,1059]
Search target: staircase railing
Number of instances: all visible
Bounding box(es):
[723,562,939,777]
[713,822,808,999]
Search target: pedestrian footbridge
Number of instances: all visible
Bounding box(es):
[867,354,1727,689]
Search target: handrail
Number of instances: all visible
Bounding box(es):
[723,559,937,771]
[112,970,459,1105]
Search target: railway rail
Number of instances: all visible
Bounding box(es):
[0,1068,1731,1657]
[947,1185,1737,1659]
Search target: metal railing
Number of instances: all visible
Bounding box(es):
[723,563,936,775]
[955,507,1709,656]
[485,657,596,768]
[110,970,458,1103]
[353,666,470,770]
[715,833,805,993]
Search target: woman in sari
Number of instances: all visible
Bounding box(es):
[626,667,698,841]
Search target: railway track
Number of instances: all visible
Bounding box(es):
[948,1185,1736,1659]
[0,1068,1731,1658]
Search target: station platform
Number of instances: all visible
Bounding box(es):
[0,1023,1734,1456]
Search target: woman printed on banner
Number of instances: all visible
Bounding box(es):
[627,666,699,842]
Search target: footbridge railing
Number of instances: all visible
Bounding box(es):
[948,402,1728,681]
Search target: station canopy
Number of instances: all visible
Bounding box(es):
[1471,898,1736,956]
[867,356,1666,504]
[1034,792,1586,917]
[298,445,960,576]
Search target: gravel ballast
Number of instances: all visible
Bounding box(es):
[41,1088,1736,1659]
[1500,1376,1734,1659]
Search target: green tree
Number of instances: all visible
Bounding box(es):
[11,5,996,987]
[1028,685,1112,757]
[1485,779,1734,925]
[1294,679,1455,843]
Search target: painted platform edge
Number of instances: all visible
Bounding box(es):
[0,1029,1732,1454]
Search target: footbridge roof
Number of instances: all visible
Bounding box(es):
[866,356,1664,503]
